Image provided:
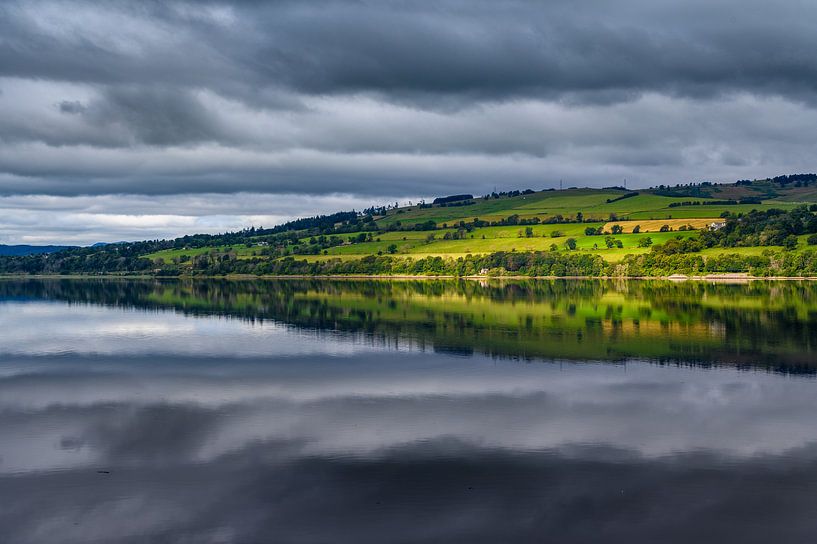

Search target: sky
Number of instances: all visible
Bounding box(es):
[1,0,817,245]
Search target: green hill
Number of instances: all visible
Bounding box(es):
[3,178,817,277]
[144,184,813,266]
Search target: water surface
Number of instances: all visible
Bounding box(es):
[2,278,817,543]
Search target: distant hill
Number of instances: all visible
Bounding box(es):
[0,245,74,256]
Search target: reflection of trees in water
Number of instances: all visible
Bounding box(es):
[1,278,815,371]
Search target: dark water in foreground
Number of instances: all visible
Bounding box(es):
[2,278,817,543]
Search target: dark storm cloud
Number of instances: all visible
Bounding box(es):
[4,0,817,102]
[88,86,232,146]
[247,0,817,103]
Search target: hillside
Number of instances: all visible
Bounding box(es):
[3,177,817,277]
[143,183,816,266]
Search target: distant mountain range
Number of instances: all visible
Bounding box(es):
[0,245,75,256]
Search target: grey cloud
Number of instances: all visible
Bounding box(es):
[58,100,86,114]
[0,93,815,200]
[4,0,817,103]
[0,0,815,220]
[252,0,817,103]
[85,86,231,146]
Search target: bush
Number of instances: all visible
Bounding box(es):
[638,237,653,248]
[808,234,817,246]
[565,238,577,250]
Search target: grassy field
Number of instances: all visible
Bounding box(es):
[601,218,718,233]
[375,189,804,228]
[145,243,264,262]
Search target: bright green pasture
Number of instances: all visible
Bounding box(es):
[374,189,802,228]
[145,244,264,262]
[312,228,701,263]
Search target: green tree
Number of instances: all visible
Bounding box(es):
[387,244,398,254]
[565,238,577,250]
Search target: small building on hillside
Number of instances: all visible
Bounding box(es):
[708,221,727,231]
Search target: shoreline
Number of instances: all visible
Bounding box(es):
[2,273,816,282]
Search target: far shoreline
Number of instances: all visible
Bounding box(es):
[2,273,817,282]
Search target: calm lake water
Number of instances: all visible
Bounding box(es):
[2,278,817,543]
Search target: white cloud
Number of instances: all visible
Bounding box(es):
[0,193,402,245]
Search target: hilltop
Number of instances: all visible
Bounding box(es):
[2,175,817,278]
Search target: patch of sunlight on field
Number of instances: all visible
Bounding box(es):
[602,218,718,233]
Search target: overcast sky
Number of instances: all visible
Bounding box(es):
[2,0,817,244]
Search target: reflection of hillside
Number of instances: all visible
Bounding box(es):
[1,278,815,371]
